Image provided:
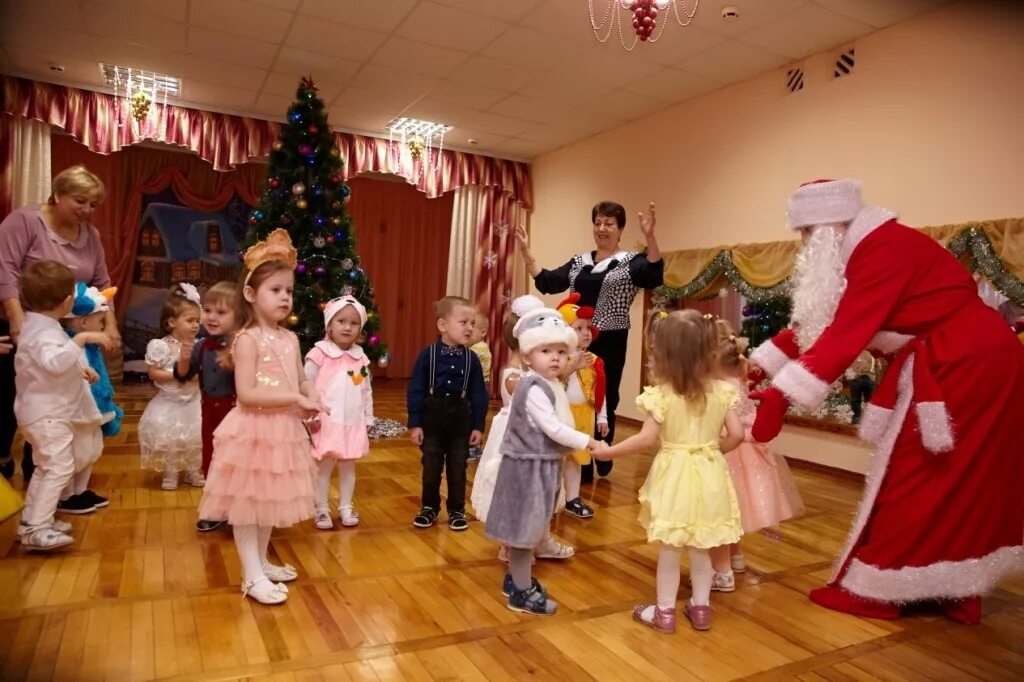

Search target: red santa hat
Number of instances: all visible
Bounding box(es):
[786,179,864,230]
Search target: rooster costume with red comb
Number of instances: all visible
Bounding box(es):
[557,293,607,465]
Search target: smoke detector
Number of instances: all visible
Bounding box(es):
[722,6,740,21]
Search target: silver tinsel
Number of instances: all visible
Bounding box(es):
[655,227,1023,305]
[369,417,406,440]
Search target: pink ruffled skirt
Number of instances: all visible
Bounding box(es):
[199,406,316,528]
[724,442,805,533]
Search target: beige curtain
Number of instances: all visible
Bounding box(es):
[446,185,481,298]
[10,118,50,207]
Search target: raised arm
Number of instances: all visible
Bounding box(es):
[515,225,573,294]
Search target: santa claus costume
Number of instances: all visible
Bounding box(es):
[750,179,1024,625]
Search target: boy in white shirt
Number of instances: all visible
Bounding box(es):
[15,261,110,550]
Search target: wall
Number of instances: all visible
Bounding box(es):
[528,0,1024,471]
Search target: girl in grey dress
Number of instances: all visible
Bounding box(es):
[484,301,604,615]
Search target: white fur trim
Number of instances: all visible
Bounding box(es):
[832,358,915,580]
[323,295,367,330]
[787,180,863,230]
[840,206,898,265]
[511,295,545,318]
[867,330,913,355]
[916,401,955,454]
[582,250,631,274]
[773,361,831,409]
[857,403,891,444]
[841,546,1024,602]
[750,339,790,378]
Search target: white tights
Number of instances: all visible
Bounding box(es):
[315,459,356,513]
[564,458,581,501]
[233,524,279,585]
[646,543,713,617]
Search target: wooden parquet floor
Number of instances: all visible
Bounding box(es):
[1,380,1022,681]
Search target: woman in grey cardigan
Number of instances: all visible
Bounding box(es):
[484,301,605,616]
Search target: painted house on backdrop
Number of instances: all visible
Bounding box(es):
[124,203,242,371]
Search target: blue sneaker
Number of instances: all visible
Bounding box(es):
[467,446,482,461]
[508,582,557,616]
[501,573,548,597]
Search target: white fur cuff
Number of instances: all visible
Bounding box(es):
[773,361,831,409]
[750,340,790,378]
[916,401,955,453]
[857,403,891,445]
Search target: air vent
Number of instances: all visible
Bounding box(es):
[833,47,855,79]
[785,66,804,94]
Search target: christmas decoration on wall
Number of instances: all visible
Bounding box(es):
[588,0,701,51]
[240,76,389,364]
[483,251,498,270]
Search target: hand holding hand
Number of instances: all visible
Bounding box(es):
[410,427,424,446]
[589,439,611,460]
[750,387,789,443]
[469,429,483,446]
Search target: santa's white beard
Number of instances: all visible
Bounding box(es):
[791,224,847,351]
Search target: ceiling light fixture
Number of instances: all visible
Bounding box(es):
[100,63,181,129]
[588,0,700,51]
[385,117,452,174]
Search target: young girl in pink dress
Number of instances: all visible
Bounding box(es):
[198,229,327,605]
[708,320,805,591]
[305,295,373,530]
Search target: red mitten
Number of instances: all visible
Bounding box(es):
[747,366,767,389]
[750,387,789,443]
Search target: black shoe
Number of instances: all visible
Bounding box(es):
[448,510,469,531]
[564,497,594,519]
[196,519,225,532]
[0,457,12,481]
[57,494,96,515]
[80,489,109,508]
[595,460,614,477]
[412,506,437,528]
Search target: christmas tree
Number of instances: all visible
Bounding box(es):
[241,77,389,368]
[740,297,792,350]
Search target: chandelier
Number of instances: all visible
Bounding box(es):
[588,0,700,51]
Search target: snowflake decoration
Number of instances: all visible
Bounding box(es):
[495,222,509,238]
[498,290,512,305]
[483,251,498,270]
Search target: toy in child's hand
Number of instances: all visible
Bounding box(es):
[750,387,789,443]
[304,417,321,435]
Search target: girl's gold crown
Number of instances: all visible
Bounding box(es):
[243,228,298,274]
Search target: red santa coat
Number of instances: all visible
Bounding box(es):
[756,207,1024,603]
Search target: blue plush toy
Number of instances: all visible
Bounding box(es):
[65,282,124,437]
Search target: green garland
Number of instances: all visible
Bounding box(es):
[655,226,1024,305]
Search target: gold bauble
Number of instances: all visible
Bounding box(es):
[296,198,308,210]
[407,135,425,160]
[285,313,300,327]
[272,141,283,151]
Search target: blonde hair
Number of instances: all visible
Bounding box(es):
[714,318,745,374]
[49,165,105,204]
[434,295,472,320]
[645,309,716,405]
[159,284,201,333]
[204,281,237,308]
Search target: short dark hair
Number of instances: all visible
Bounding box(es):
[592,201,626,229]
[20,261,75,312]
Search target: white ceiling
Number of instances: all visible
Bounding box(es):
[0,0,948,161]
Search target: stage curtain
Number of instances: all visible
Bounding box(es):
[344,176,453,378]
[51,135,265,317]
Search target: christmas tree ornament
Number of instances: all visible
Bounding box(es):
[377,354,390,369]
[331,200,341,210]
[296,198,308,210]
[308,124,319,134]
[340,185,352,198]
[272,141,283,151]
[331,216,342,226]
[311,184,324,196]
[326,235,335,244]
[295,262,307,275]
[285,313,300,327]
[292,182,306,195]
[347,269,361,282]
[368,335,380,346]
[314,265,327,277]
[314,215,327,227]
[268,177,281,189]
[341,258,354,271]
[341,285,354,296]
[298,143,312,156]
[329,174,342,185]
[312,235,326,248]
[305,155,316,166]
[319,301,329,311]
[253,210,265,221]
[330,146,340,158]
[288,110,303,124]
[334,231,345,241]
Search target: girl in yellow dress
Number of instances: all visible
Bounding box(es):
[594,310,744,633]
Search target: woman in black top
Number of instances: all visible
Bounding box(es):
[516,201,664,480]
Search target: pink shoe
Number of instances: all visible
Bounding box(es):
[684,601,712,631]
[632,604,676,634]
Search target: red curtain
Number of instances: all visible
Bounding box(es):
[345,177,452,378]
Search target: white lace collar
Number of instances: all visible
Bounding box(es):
[314,340,365,360]
[582,250,630,274]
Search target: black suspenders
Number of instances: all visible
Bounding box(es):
[428,344,471,398]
